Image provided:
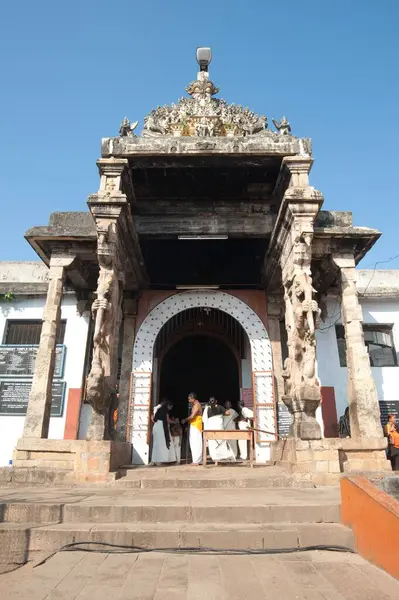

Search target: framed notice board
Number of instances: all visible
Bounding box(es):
[0,380,66,417]
[0,345,66,379]
[379,400,399,427]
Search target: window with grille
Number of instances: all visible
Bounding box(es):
[335,324,397,367]
[3,320,66,345]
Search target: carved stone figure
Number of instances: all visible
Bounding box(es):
[119,117,138,137]
[282,271,322,439]
[85,222,123,440]
[272,116,291,135]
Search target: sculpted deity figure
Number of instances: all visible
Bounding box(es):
[119,117,138,137]
[291,272,320,384]
[282,270,322,439]
[272,116,291,135]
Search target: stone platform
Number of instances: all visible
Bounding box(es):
[10,439,132,485]
[271,437,391,485]
[2,550,399,599]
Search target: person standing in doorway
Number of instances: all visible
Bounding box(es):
[182,392,203,466]
[151,401,176,465]
[170,416,183,464]
[205,397,236,462]
[223,400,239,458]
[151,397,166,424]
[238,400,254,460]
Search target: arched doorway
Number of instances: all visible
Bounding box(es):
[159,334,240,420]
[131,290,275,465]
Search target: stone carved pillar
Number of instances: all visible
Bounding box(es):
[116,299,137,441]
[267,295,284,402]
[23,255,75,438]
[278,157,324,439]
[85,160,128,441]
[333,256,383,438]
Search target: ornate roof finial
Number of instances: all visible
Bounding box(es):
[142,48,268,138]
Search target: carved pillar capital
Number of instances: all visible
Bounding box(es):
[123,298,138,316]
[49,253,77,269]
[97,158,129,194]
[267,294,284,320]
[283,156,314,188]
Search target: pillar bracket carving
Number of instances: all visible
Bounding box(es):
[266,157,324,440]
[84,158,146,441]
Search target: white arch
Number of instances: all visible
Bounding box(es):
[130,290,275,464]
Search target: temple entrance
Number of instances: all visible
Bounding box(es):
[131,290,275,465]
[159,334,240,421]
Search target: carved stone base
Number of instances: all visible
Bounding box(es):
[86,408,109,441]
[271,437,391,486]
[13,438,132,484]
[283,389,321,440]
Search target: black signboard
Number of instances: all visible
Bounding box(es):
[0,380,66,417]
[379,400,399,428]
[0,345,66,378]
[277,402,292,438]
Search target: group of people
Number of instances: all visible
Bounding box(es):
[150,393,254,466]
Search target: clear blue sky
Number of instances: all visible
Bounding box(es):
[1,1,398,268]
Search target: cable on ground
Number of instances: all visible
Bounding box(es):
[33,541,356,568]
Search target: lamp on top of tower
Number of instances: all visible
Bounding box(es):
[196,47,212,72]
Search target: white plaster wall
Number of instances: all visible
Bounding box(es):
[0,295,89,466]
[241,335,252,390]
[316,296,399,421]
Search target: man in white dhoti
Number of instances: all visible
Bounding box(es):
[205,397,236,463]
[238,400,254,460]
[182,392,203,465]
[223,400,239,458]
[151,398,166,424]
[151,401,177,465]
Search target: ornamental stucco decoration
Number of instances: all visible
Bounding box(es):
[142,71,275,138]
[133,290,272,372]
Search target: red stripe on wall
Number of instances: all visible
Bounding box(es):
[63,388,82,440]
[321,386,338,438]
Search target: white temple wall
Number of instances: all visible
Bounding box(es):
[316,297,399,423]
[0,295,89,466]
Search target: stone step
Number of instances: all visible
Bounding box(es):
[113,464,314,489]
[114,476,304,489]
[1,488,341,525]
[0,521,354,556]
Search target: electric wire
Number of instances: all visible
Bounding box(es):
[358,253,399,298]
[33,541,356,568]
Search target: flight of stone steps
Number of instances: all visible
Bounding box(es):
[0,466,353,571]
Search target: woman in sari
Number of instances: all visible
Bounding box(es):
[151,401,176,465]
[223,400,239,458]
[205,397,236,463]
[182,392,203,466]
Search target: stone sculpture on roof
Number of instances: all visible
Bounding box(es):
[142,69,274,138]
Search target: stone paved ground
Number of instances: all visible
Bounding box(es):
[0,550,398,600]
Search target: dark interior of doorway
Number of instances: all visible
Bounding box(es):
[159,334,240,420]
